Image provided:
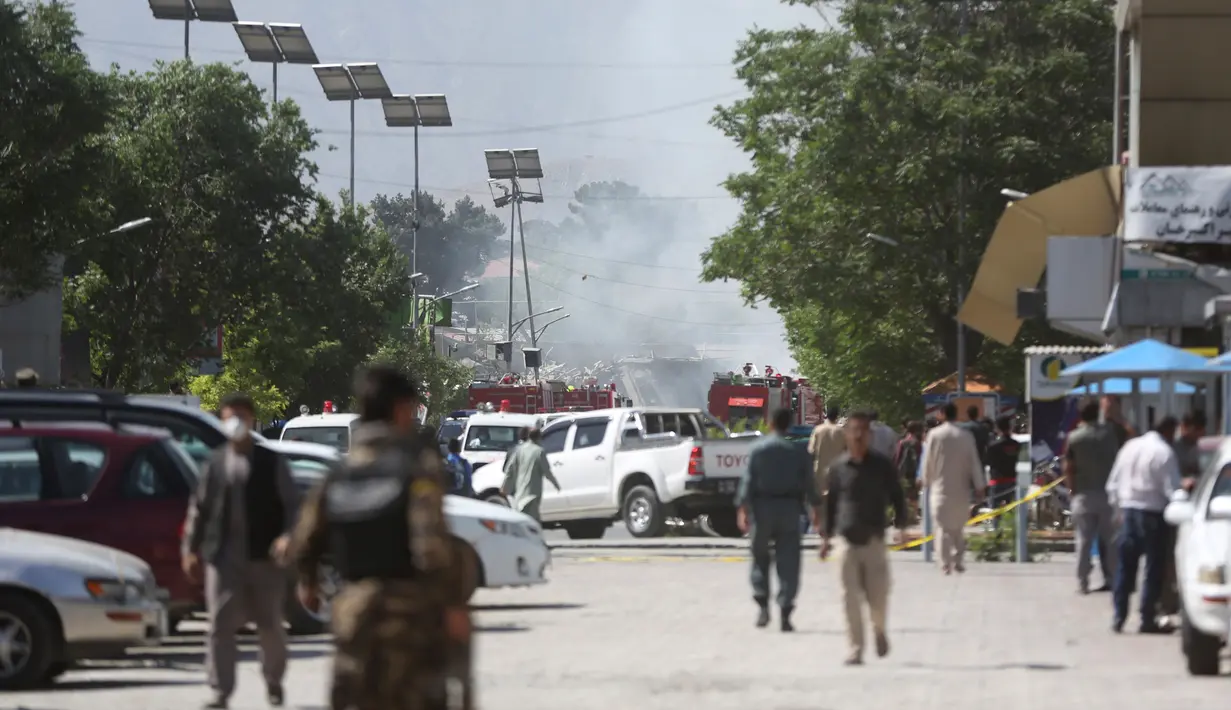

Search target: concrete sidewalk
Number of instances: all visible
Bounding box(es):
[548,529,1076,552]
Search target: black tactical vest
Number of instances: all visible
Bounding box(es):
[324,447,418,582]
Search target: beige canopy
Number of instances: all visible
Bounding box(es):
[957,165,1123,344]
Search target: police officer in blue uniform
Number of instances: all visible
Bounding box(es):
[736,407,822,631]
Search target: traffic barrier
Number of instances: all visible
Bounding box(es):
[888,476,1066,551]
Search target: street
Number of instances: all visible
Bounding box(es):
[5,548,1228,710]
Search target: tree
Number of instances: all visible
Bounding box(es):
[64,59,318,390]
[370,192,504,294]
[211,198,411,414]
[187,330,289,423]
[0,0,114,299]
[701,0,1114,413]
[367,336,472,424]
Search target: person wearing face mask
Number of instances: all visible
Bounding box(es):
[181,392,299,709]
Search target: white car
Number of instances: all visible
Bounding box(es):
[263,440,550,633]
[458,412,543,469]
[0,527,167,689]
[1164,438,1231,676]
[279,412,362,453]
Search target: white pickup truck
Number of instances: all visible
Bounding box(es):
[470,406,761,539]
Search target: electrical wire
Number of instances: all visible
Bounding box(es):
[528,255,735,293]
[526,274,779,327]
[80,37,733,70]
[317,171,732,202]
[315,91,743,139]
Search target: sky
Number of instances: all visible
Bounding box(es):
[73,0,825,372]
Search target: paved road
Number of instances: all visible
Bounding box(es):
[7,551,1228,710]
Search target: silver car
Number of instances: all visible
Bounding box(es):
[0,527,167,690]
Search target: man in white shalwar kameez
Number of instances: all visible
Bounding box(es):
[920,403,986,574]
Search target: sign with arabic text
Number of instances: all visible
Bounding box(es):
[1125,166,1231,243]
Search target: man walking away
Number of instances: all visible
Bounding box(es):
[14,368,38,389]
[984,417,1022,511]
[1106,416,1182,634]
[182,392,299,709]
[736,408,820,632]
[868,411,898,460]
[1063,401,1119,594]
[291,366,473,710]
[808,405,846,527]
[958,405,990,463]
[893,422,924,521]
[820,411,908,665]
[445,438,474,497]
[501,427,561,522]
[921,403,985,574]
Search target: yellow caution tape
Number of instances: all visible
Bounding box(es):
[888,477,1066,551]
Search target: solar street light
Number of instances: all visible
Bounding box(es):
[147,0,237,59]
[312,63,392,212]
[232,22,319,103]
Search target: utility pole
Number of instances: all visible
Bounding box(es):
[955,0,969,396]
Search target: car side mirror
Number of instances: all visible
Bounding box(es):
[1164,500,1196,526]
[1208,497,1231,520]
[1170,488,1191,504]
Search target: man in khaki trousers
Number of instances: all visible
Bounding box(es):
[807,405,846,529]
[820,411,908,665]
[920,403,986,574]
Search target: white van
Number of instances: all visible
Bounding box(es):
[279,412,361,454]
[459,412,543,469]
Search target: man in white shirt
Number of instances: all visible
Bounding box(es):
[1104,416,1182,634]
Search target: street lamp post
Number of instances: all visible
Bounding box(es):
[147,0,237,60]
[382,94,453,331]
[232,22,319,104]
[484,149,545,347]
[511,306,563,336]
[312,64,393,214]
[534,313,570,341]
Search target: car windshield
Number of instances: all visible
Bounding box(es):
[163,439,203,487]
[282,426,350,453]
[465,425,522,452]
[438,420,465,444]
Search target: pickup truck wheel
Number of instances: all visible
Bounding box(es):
[623,485,666,538]
[707,511,744,538]
[1181,608,1222,676]
[564,521,608,540]
[0,592,57,690]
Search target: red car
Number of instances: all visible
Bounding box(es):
[0,422,201,626]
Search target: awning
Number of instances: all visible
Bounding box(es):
[958,165,1123,344]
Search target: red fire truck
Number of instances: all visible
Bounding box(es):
[467,377,626,415]
[706,363,821,427]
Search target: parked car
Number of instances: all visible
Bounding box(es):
[1163,435,1231,676]
[279,412,362,453]
[263,440,550,634]
[470,407,759,539]
[0,421,202,628]
[0,527,166,689]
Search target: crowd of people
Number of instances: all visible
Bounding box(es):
[736,394,1204,666]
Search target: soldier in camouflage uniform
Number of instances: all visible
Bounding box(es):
[291,366,474,710]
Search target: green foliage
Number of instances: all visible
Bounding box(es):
[64,59,318,390]
[370,192,504,293]
[967,505,1052,563]
[702,0,1115,416]
[367,336,472,425]
[0,0,114,299]
[186,327,288,423]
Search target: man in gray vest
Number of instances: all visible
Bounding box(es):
[1063,400,1120,595]
[182,392,300,709]
[737,407,820,631]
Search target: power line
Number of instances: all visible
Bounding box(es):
[527,274,778,327]
[80,36,733,70]
[319,172,732,202]
[88,47,736,148]
[529,256,736,294]
[315,91,742,139]
[526,244,706,272]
